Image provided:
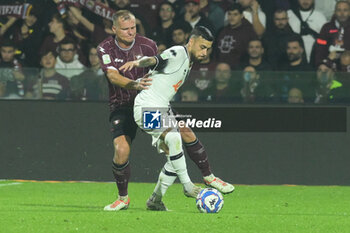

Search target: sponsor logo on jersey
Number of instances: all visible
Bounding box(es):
[143,110,161,129]
[99,47,105,53]
[114,58,124,63]
[170,49,177,56]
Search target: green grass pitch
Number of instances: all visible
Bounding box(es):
[1,180,350,233]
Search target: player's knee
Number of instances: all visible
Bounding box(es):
[164,132,182,146]
[164,132,182,154]
[159,141,169,155]
[113,138,130,158]
[116,146,130,157]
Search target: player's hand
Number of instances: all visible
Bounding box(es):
[120,61,140,72]
[135,73,152,90]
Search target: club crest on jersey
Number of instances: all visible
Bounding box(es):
[143,110,161,129]
[102,54,111,64]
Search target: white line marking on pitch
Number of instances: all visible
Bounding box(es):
[0,182,22,187]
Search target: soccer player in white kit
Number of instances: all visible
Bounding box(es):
[120,26,217,210]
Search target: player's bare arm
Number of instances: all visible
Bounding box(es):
[119,56,157,72]
[106,69,152,90]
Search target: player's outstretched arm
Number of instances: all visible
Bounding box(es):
[119,56,157,72]
[107,69,152,91]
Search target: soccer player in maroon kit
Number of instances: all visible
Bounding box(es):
[97,10,234,211]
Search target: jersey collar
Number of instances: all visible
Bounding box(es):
[183,45,192,66]
[183,45,190,59]
[114,38,136,51]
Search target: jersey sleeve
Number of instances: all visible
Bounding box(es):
[97,45,117,74]
[150,40,158,56]
[153,46,186,73]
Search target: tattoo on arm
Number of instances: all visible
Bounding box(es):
[138,56,157,68]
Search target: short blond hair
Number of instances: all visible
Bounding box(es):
[112,10,135,27]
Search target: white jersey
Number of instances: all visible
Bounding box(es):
[134,46,191,107]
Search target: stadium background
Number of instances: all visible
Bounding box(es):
[1,101,349,185]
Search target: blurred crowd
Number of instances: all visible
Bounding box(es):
[0,0,349,104]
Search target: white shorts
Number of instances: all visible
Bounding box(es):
[133,103,178,153]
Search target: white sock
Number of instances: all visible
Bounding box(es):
[183,181,196,192]
[154,161,177,197]
[164,132,191,184]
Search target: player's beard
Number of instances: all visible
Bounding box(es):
[191,54,205,63]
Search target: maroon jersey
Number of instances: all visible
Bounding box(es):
[97,34,157,112]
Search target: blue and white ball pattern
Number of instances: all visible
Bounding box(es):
[196,188,224,213]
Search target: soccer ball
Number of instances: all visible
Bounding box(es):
[196,188,224,213]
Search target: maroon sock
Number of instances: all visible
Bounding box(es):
[112,161,130,196]
[184,138,212,177]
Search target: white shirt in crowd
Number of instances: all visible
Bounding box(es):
[243,9,266,27]
[55,54,85,79]
[288,9,327,63]
[224,8,266,27]
[315,0,337,21]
